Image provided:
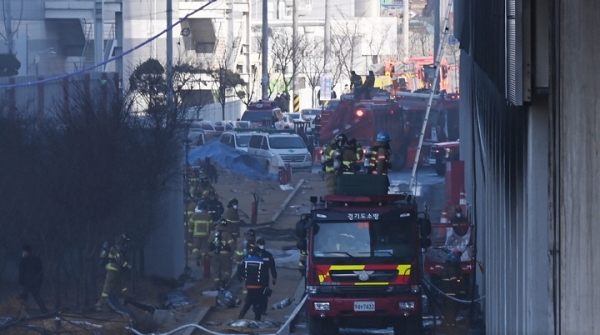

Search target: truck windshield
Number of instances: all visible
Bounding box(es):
[241,111,272,122]
[312,221,414,263]
[269,136,306,149]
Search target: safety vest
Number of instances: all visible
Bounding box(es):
[369,144,391,175]
[342,146,358,174]
[322,143,336,173]
[190,211,212,236]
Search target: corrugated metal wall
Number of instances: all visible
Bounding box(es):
[457,0,551,333]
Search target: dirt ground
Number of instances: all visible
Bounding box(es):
[156,165,328,333]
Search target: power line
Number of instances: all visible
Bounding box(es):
[0,0,217,89]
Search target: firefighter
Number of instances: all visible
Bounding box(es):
[350,71,363,98]
[237,244,269,321]
[194,176,214,200]
[322,133,347,194]
[184,198,197,254]
[209,219,237,290]
[342,138,362,173]
[441,250,463,328]
[451,207,469,236]
[202,157,218,184]
[204,191,225,223]
[368,132,392,175]
[295,217,308,277]
[19,245,48,314]
[223,197,241,242]
[190,200,212,267]
[95,233,132,311]
[255,237,277,315]
[363,70,376,99]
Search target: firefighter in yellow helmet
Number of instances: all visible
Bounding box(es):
[209,219,237,290]
[95,233,132,311]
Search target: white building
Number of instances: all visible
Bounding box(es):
[0,0,396,110]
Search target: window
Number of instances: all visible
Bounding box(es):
[220,134,230,145]
[249,135,263,148]
[260,138,269,150]
[312,220,415,264]
[268,136,306,149]
[236,135,251,148]
[241,111,272,122]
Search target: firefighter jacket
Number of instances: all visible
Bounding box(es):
[257,248,277,283]
[342,144,359,173]
[223,207,240,238]
[440,262,463,296]
[105,245,131,272]
[369,141,391,175]
[209,225,236,254]
[237,254,269,288]
[190,210,212,237]
[322,143,337,173]
[185,201,197,225]
[350,73,363,90]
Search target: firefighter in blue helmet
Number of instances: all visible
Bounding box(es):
[366,131,392,175]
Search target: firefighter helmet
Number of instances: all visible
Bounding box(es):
[228,197,238,206]
[245,229,255,238]
[335,133,347,143]
[447,251,461,263]
[256,237,265,246]
[376,132,390,142]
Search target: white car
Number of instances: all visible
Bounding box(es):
[300,108,322,122]
[247,132,312,170]
[219,131,253,152]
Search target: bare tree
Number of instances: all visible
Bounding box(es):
[331,12,364,80]
[235,64,260,107]
[207,44,247,120]
[299,39,325,107]
[1,0,24,54]
[268,27,306,96]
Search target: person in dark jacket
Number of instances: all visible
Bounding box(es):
[237,245,269,321]
[363,70,376,99]
[441,250,463,327]
[256,237,277,315]
[19,245,48,313]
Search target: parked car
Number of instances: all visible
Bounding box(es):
[247,132,312,170]
[219,131,253,152]
[189,120,222,141]
[187,130,206,147]
[300,108,322,122]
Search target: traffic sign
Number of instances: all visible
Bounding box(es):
[320,74,333,101]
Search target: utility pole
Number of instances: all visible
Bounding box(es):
[292,0,299,103]
[402,0,410,61]
[227,0,234,70]
[261,0,269,100]
[323,0,330,70]
[166,0,174,106]
[94,0,104,72]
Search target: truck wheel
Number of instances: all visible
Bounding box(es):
[393,317,423,335]
[434,163,446,176]
[308,318,338,335]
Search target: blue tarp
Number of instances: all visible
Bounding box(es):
[187,142,277,181]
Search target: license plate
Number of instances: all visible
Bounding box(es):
[354,301,375,312]
[428,158,437,165]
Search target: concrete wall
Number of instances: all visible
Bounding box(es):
[557,1,600,332]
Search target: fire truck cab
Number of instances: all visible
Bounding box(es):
[300,174,432,334]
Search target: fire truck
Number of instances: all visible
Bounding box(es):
[319,92,409,169]
[299,174,432,334]
[395,90,460,168]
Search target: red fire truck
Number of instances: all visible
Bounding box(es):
[300,174,432,334]
[319,93,408,169]
[395,90,460,168]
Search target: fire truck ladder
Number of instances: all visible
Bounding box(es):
[408,0,454,193]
